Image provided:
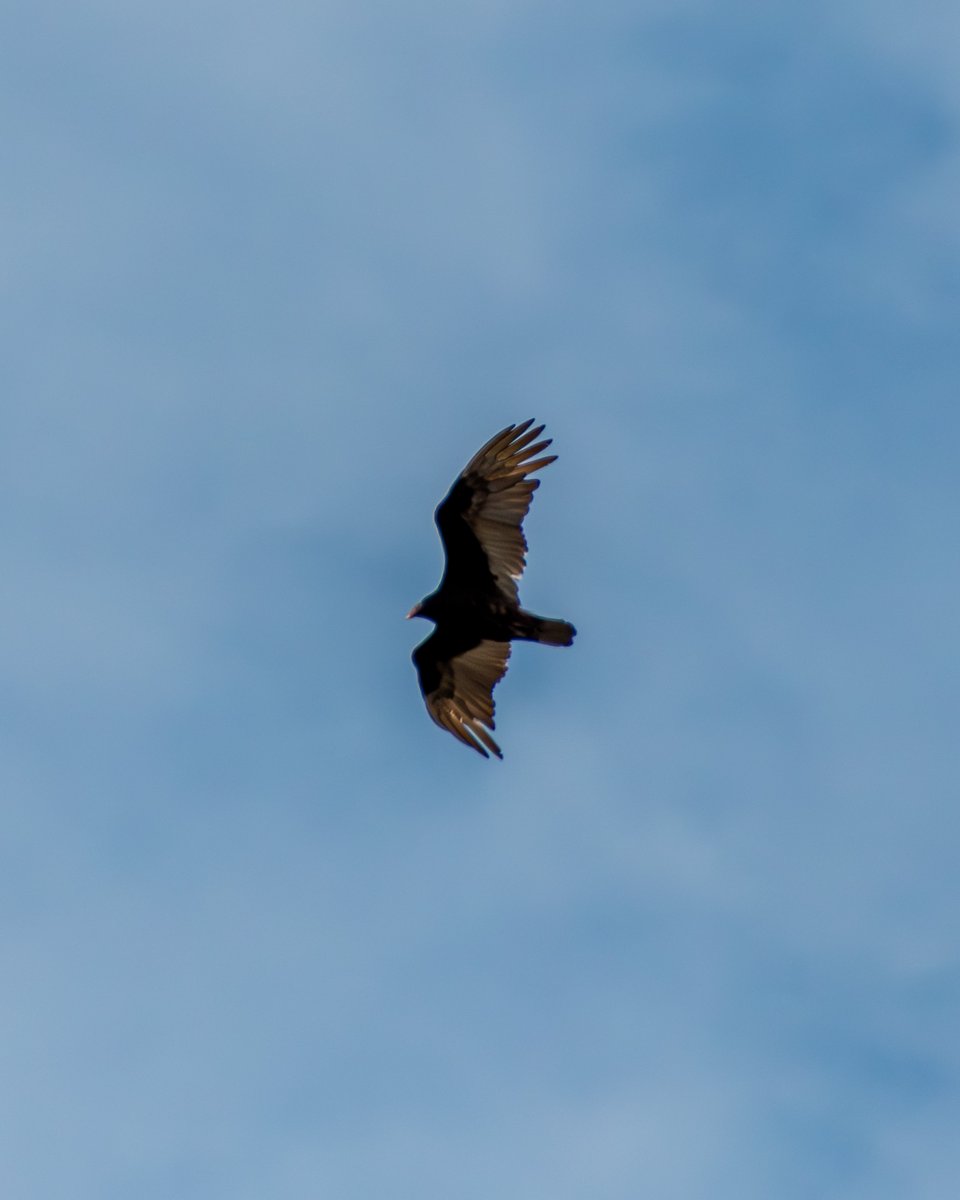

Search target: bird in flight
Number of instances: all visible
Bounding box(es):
[408,420,576,758]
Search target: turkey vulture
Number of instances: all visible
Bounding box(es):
[408,419,576,759]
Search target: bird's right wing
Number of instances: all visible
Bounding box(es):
[413,635,511,759]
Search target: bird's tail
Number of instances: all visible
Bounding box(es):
[517,612,577,646]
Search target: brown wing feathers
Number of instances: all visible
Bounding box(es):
[419,639,511,759]
[432,699,503,760]
[460,420,557,598]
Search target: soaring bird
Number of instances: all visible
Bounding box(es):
[408,420,576,758]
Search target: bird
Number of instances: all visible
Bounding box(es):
[407,419,576,759]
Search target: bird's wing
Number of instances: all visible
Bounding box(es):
[413,635,512,759]
[434,420,557,604]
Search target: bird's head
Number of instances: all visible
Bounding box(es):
[406,594,438,622]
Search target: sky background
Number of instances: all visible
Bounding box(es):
[2,1,959,1197]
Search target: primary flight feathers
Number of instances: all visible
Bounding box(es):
[408,419,576,758]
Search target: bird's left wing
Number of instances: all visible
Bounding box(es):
[413,635,512,759]
[435,420,557,604]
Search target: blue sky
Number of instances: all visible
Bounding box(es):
[2,1,959,1197]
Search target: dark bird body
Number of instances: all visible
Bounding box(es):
[408,420,576,758]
